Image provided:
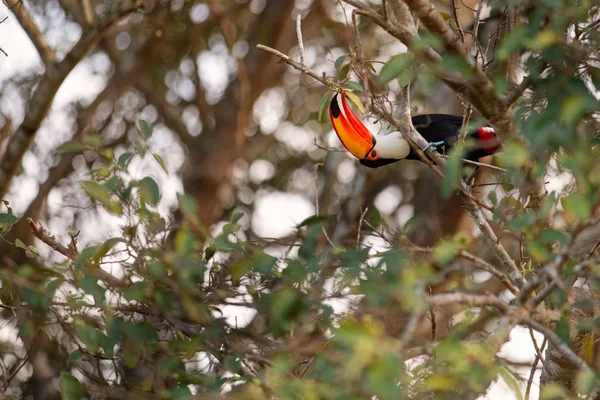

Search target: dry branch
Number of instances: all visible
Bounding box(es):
[5,0,56,64]
[27,218,127,289]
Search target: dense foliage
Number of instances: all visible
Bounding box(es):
[0,0,599,399]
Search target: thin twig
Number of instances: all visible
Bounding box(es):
[451,0,465,44]
[296,14,306,66]
[529,326,545,362]
[352,10,370,113]
[81,0,96,25]
[458,250,519,294]
[524,318,593,374]
[525,337,547,400]
[586,239,600,260]
[399,309,424,348]
[356,207,369,249]
[27,218,127,288]
[471,0,485,65]
[313,163,336,248]
[5,0,56,64]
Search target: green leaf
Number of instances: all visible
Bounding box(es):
[178,194,198,217]
[230,211,244,224]
[56,141,88,154]
[433,240,460,265]
[153,153,168,174]
[19,288,50,310]
[556,316,571,346]
[80,276,105,305]
[317,92,330,123]
[137,119,153,140]
[540,383,567,399]
[334,55,347,69]
[498,365,524,400]
[297,215,327,228]
[94,237,122,263]
[80,180,110,203]
[76,325,105,352]
[440,146,465,199]
[345,91,365,114]
[123,348,140,368]
[561,193,591,223]
[0,212,17,224]
[339,64,351,80]
[417,70,436,92]
[68,349,84,363]
[60,373,86,400]
[439,55,472,76]
[379,53,414,83]
[148,261,165,278]
[497,141,529,168]
[118,152,134,169]
[342,80,363,92]
[124,281,149,302]
[398,67,417,87]
[84,134,102,148]
[439,11,453,21]
[576,368,598,395]
[139,177,161,206]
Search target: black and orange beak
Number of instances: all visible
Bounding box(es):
[329,91,375,160]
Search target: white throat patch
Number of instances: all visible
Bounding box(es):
[374,132,411,160]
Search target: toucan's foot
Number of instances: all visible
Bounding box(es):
[422,140,445,153]
[463,166,479,192]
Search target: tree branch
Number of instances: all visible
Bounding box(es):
[27,218,127,289]
[524,318,593,374]
[6,0,56,64]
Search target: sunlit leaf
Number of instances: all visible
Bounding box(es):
[80,180,110,203]
[93,237,122,263]
[153,153,168,174]
[576,369,598,395]
[345,91,365,114]
[56,141,88,154]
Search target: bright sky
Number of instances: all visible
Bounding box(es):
[0,3,550,398]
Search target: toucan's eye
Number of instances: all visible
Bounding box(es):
[369,150,378,159]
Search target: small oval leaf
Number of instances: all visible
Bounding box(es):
[139,177,161,206]
[345,91,365,114]
[317,92,330,123]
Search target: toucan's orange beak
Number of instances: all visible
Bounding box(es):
[329,91,375,159]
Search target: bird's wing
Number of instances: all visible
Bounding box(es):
[411,114,464,147]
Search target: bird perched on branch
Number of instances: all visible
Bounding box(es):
[328,91,501,169]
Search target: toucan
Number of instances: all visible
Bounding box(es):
[328,91,501,169]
